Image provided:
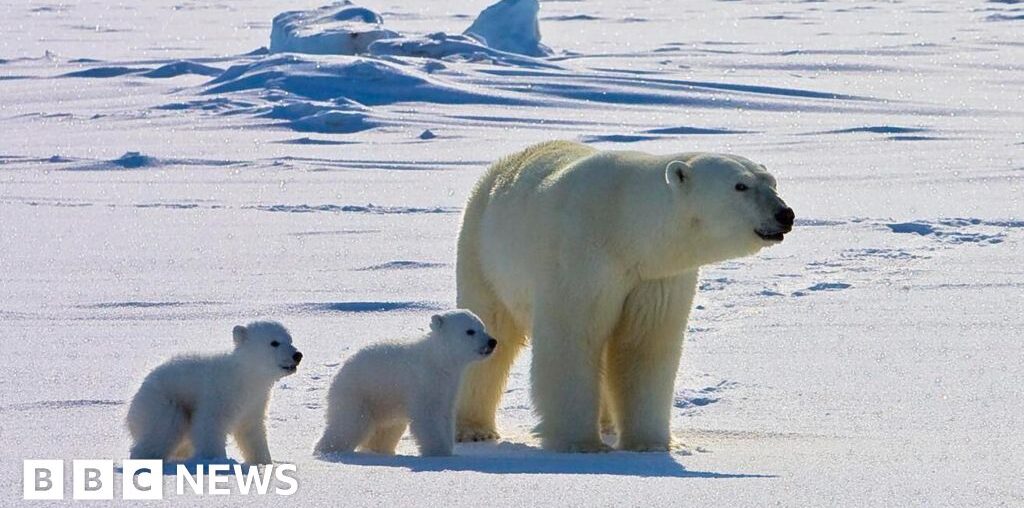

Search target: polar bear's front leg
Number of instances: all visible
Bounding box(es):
[608,272,697,451]
[531,279,625,453]
[189,406,230,460]
[532,335,608,452]
[607,335,682,451]
[410,398,455,457]
[234,419,272,464]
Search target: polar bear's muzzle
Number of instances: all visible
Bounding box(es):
[755,229,786,242]
[479,337,497,357]
[281,351,303,374]
[756,206,795,243]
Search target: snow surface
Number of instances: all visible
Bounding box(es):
[1,0,1023,505]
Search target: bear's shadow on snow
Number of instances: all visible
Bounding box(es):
[319,442,774,479]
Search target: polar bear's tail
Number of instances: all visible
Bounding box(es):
[126,386,189,460]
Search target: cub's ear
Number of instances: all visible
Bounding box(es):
[232,325,248,346]
[430,314,444,332]
[665,160,692,187]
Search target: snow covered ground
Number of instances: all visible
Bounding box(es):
[1,0,1022,505]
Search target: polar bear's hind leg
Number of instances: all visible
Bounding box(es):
[127,394,190,460]
[455,200,527,442]
[454,302,525,442]
[315,396,372,455]
[170,438,193,460]
[360,421,407,455]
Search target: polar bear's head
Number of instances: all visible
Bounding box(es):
[232,321,303,378]
[665,153,794,260]
[429,309,497,364]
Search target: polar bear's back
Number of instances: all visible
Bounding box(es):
[127,353,244,441]
[487,140,597,194]
[459,141,666,315]
[135,354,235,404]
[328,342,421,417]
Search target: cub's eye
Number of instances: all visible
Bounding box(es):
[735,183,749,192]
[270,341,280,348]
[466,329,476,336]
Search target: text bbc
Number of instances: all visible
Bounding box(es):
[23,460,298,500]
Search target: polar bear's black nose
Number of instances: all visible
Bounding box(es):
[775,207,795,226]
[293,351,303,364]
[487,338,497,348]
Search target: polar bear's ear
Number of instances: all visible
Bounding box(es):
[665,160,692,187]
[232,325,248,346]
[430,314,444,332]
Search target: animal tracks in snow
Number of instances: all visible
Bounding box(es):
[698,216,1021,308]
[885,218,1024,245]
[674,380,741,415]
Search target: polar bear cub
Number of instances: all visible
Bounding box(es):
[126,321,303,464]
[315,310,496,457]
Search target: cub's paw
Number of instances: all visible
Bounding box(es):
[600,419,618,436]
[456,425,500,443]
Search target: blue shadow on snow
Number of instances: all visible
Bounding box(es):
[318,441,775,479]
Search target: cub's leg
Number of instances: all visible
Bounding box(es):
[234,419,272,464]
[315,392,372,455]
[170,438,193,460]
[126,391,190,460]
[360,421,408,455]
[410,398,455,457]
[189,405,230,459]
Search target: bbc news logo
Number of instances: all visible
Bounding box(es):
[24,460,298,500]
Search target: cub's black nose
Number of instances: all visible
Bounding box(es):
[487,338,497,348]
[293,352,303,363]
[775,207,795,226]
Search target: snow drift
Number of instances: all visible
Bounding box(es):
[198,54,528,133]
[204,55,523,106]
[463,0,552,57]
[366,32,556,68]
[270,2,399,55]
[269,0,552,59]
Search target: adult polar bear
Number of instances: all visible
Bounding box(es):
[455,140,794,452]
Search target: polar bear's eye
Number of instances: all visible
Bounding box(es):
[466,329,476,336]
[270,341,280,348]
[735,183,749,192]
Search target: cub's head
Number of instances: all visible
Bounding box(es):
[232,321,303,378]
[665,153,794,259]
[429,309,496,364]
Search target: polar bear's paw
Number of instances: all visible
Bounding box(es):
[456,425,500,442]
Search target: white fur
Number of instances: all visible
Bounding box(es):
[454,141,792,452]
[126,321,302,464]
[315,310,496,457]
